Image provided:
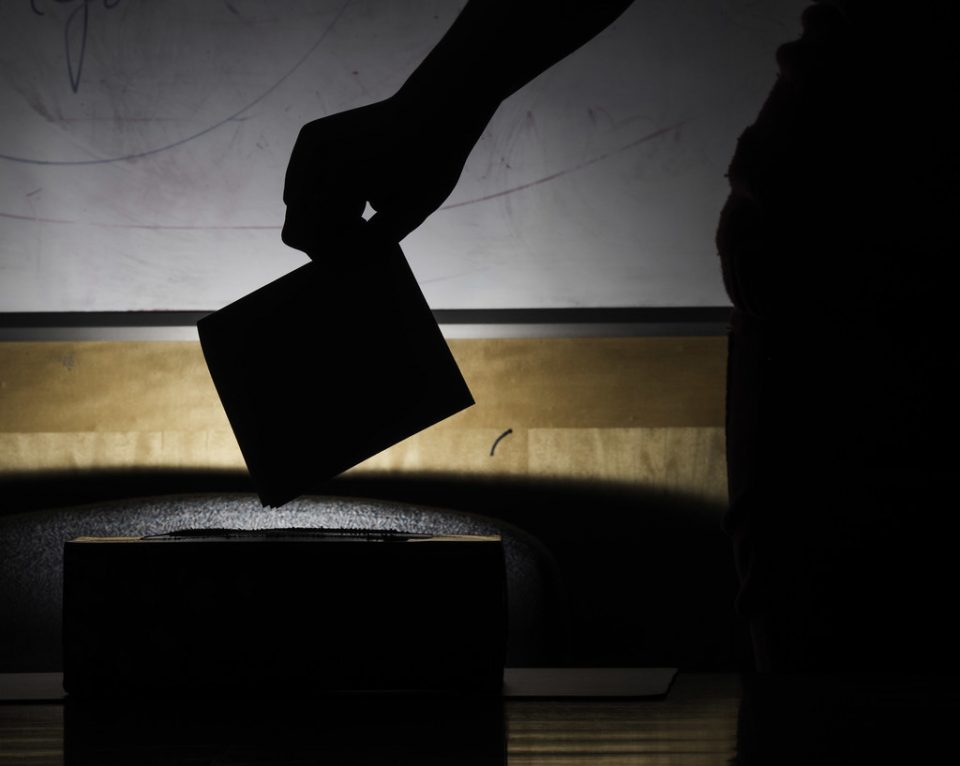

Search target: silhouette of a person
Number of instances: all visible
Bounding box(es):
[283,0,960,672]
[718,0,960,672]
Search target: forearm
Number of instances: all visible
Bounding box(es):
[395,0,634,116]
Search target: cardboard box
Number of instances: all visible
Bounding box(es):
[63,530,505,697]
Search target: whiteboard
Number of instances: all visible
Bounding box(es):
[0,0,806,312]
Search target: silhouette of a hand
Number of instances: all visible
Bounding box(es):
[282,95,492,257]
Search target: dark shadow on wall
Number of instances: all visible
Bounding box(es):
[0,469,750,671]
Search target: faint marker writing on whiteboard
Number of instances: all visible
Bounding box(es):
[30,0,124,93]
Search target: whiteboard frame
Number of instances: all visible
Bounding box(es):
[0,308,731,340]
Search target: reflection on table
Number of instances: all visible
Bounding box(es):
[4,673,957,765]
[0,673,736,766]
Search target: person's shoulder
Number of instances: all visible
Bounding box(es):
[825,0,958,31]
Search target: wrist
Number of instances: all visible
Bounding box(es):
[393,74,500,138]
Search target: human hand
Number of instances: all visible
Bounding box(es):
[281,95,492,258]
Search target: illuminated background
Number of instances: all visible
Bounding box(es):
[1,0,805,311]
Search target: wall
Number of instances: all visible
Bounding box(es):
[0,336,727,503]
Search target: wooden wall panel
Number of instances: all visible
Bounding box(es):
[0,338,728,501]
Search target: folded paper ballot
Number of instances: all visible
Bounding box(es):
[198,241,474,507]
[62,530,507,697]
